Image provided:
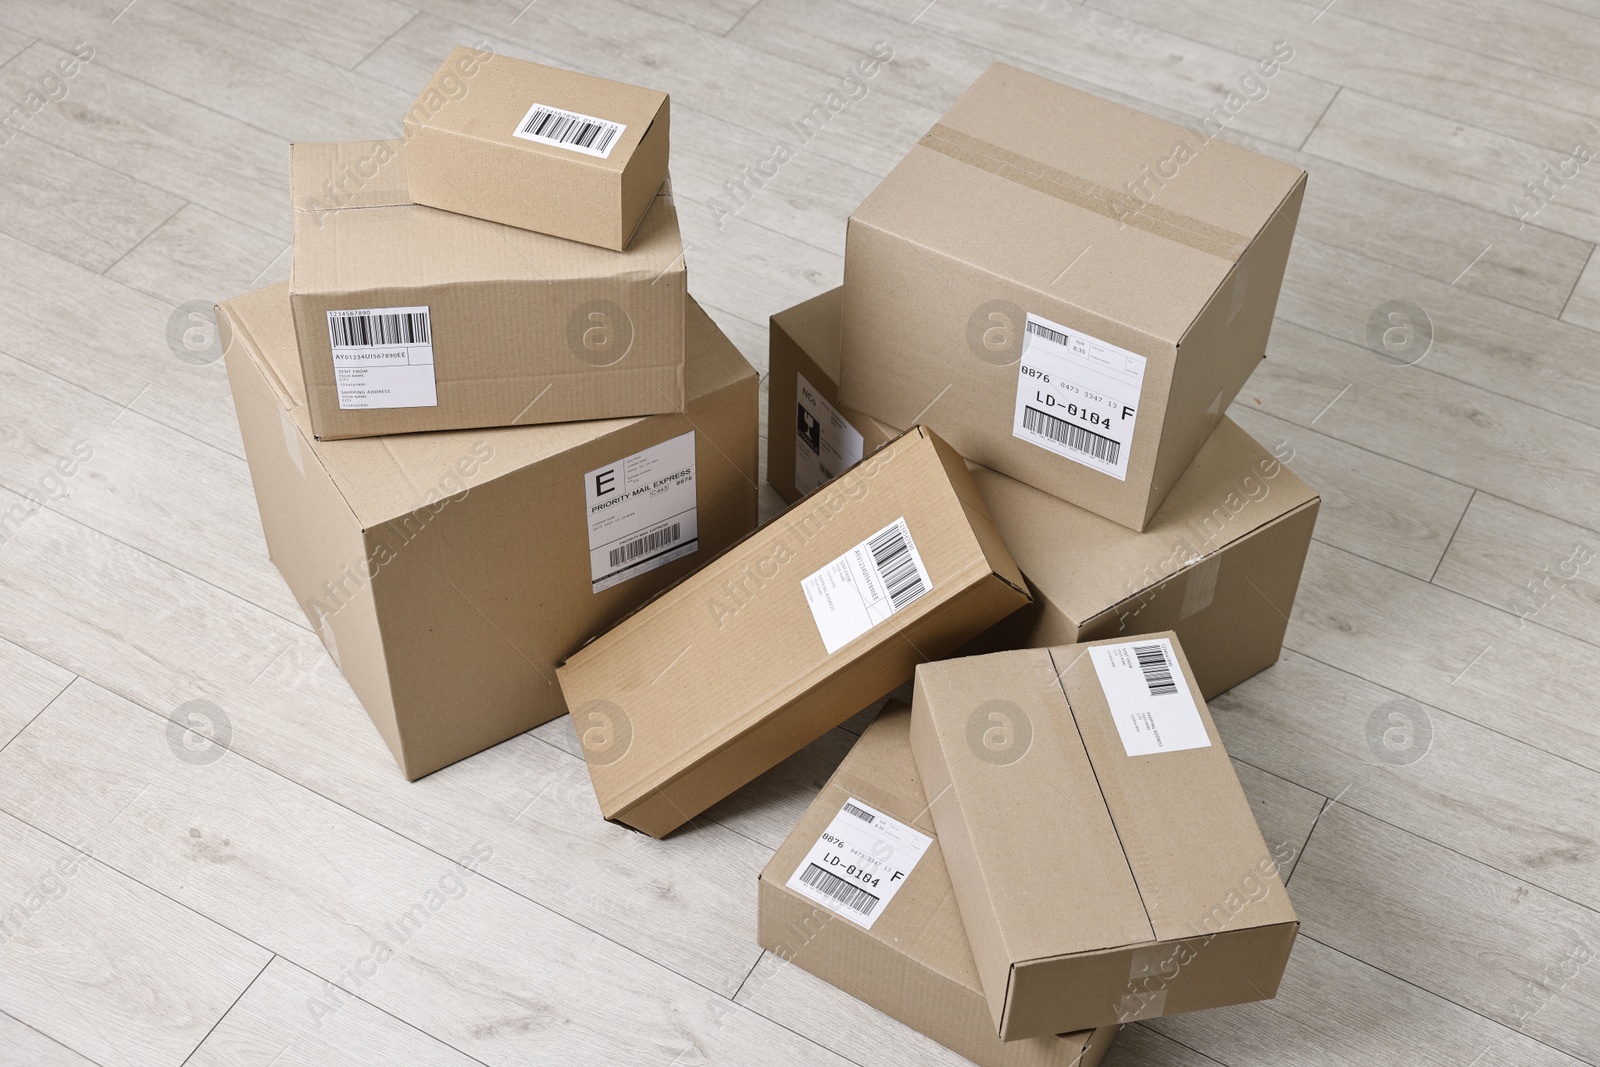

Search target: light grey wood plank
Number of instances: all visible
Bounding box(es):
[0,638,72,752]
[187,955,482,1067]
[1107,1026,1227,1067]
[1433,492,1600,646]
[614,0,759,36]
[164,0,421,71]
[1291,805,1600,1063]
[107,202,289,307]
[0,24,30,66]
[0,679,856,1067]
[1560,248,1600,330]
[0,806,271,1067]
[0,1010,99,1067]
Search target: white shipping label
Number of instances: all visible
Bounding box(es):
[786,797,932,929]
[802,518,932,655]
[1089,638,1211,757]
[1012,313,1146,481]
[512,102,626,158]
[327,306,438,411]
[795,372,865,496]
[585,431,698,594]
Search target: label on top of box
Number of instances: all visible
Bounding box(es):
[1089,638,1211,757]
[787,797,932,929]
[585,431,698,594]
[327,306,438,410]
[1012,312,1145,481]
[795,372,865,497]
[802,517,932,655]
[512,102,626,158]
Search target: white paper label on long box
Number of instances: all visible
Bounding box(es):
[1012,312,1145,481]
[512,102,626,159]
[1088,638,1211,757]
[787,797,932,929]
[795,372,865,496]
[585,431,698,594]
[327,305,438,410]
[802,517,932,655]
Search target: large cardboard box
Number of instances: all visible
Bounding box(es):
[404,47,669,250]
[290,139,685,440]
[219,284,756,780]
[769,288,1320,698]
[759,701,1120,1067]
[557,426,1031,838]
[840,63,1306,531]
[910,637,1298,1039]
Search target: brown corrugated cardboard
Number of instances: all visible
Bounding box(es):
[219,283,756,780]
[557,426,1031,838]
[840,63,1306,531]
[768,288,1320,698]
[910,636,1298,1039]
[403,47,669,250]
[759,701,1119,1067]
[289,139,684,441]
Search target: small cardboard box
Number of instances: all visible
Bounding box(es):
[219,284,755,780]
[768,288,1319,698]
[910,636,1298,1039]
[759,701,1120,1067]
[290,139,684,440]
[557,426,1031,838]
[840,63,1306,531]
[404,47,669,250]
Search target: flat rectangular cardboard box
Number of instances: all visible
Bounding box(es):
[219,284,755,780]
[769,288,1320,698]
[290,139,684,440]
[910,637,1298,1039]
[840,62,1306,531]
[759,701,1120,1067]
[557,426,1031,838]
[404,47,669,250]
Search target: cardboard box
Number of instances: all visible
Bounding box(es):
[404,47,669,250]
[910,636,1298,1039]
[840,62,1306,531]
[290,139,685,441]
[769,288,1320,698]
[759,701,1120,1067]
[219,284,756,780]
[557,426,1030,838]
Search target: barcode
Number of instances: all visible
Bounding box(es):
[1022,406,1121,466]
[1025,318,1072,347]
[1133,642,1177,697]
[608,523,680,568]
[841,801,874,824]
[799,863,879,917]
[328,310,431,349]
[515,104,622,156]
[867,521,928,612]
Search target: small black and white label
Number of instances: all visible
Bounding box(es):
[1012,312,1145,480]
[802,517,931,655]
[512,102,626,158]
[786,797,931,929]
[795,372,865,496]
[585,431,697,593]
[327,305,437,410]
[1089,637,1210,757]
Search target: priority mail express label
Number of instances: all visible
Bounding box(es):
[327,305,438,410]
[584,431,698,594]
[1012,312,1145,480]
[787,797,932,929]
[795,372,865,496]
[1089,638,1211,757]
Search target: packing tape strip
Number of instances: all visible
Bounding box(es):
[1180,555,1221,619]
[917,124,1250,261]
[1115,987,1168,1022]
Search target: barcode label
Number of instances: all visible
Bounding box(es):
[795,371,865,496]
[512,102,626,158]
[585,432,698,594]
[802,517,933,655]
[326,305,437,410]
[786,797,931,929]
[1089,637,1211,757]
[609,522,680,568]
[1022,406,1121,466]
[1012,311,1145,480]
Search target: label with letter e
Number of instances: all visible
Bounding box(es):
[1089,637,1211,757]
[1012,312,1145,480]
[802,517,931,655]
[787,797,931,929]
[327,305,437,410]
[584,431,698,594]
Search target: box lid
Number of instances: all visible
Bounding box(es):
[217,284,751,527]
[852,63,1305,346]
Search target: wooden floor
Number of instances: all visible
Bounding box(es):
[1,0,1598,1064]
